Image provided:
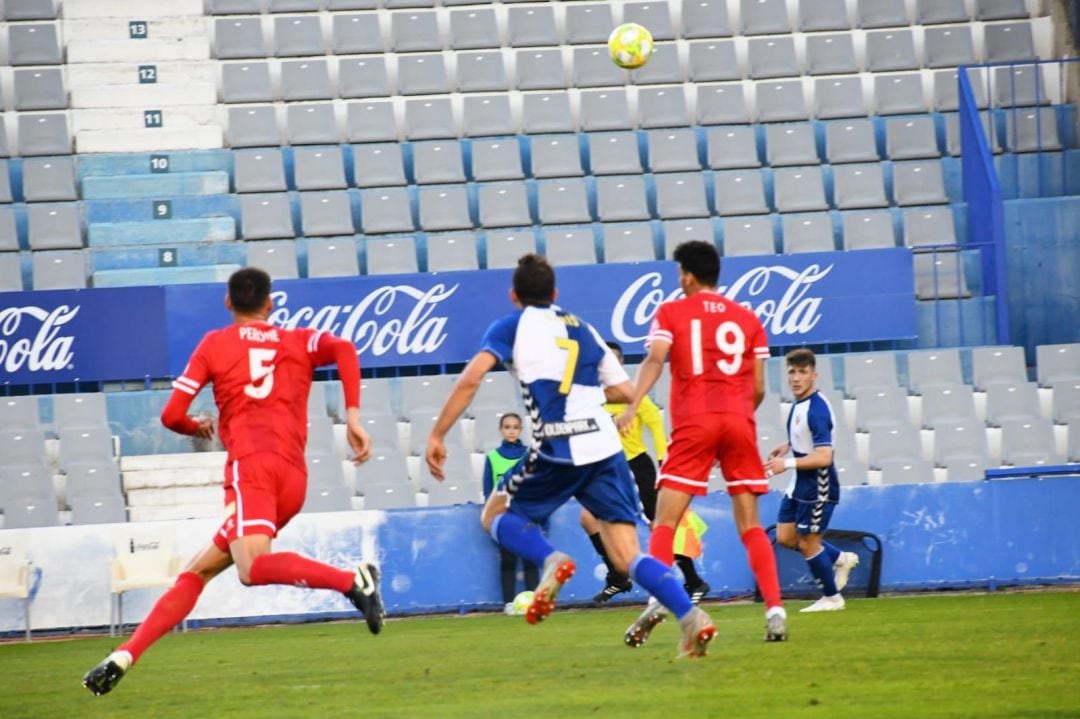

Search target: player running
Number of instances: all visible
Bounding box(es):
[83,268,384,696]
[619,240,788,644]
[765,348,860,612]
[425,254,716,658]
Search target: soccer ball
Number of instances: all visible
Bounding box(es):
[512,590,535,615]
[608,23,655,70]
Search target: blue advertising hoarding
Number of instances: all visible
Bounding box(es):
[0,248,915,385]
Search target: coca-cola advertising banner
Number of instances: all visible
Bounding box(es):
[0,248,915,385]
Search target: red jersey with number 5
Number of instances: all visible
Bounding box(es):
[647,291,770,428]
[172,322,340,470]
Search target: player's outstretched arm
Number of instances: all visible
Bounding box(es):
[161,389,214,439]
[313,332,369,463]
[425,351,497,480]
[345,407,372,464]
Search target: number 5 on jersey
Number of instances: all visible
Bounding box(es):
[245,348,277,399]
[689,319,745,376]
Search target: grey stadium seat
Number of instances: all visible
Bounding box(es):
[713,169,769,215]
[596,175,650,222]
[992,66,1048,108]
[339,58,392,99]
[235,149,287,193]
[902,208,956,249]
[531,135,584,178]
[9,23,62,65]
[854,386,909,431]
[0,253,22,292]
[544,228,597,266]
[874,74,927,115]
[228,106,281,148]
[580,89,633,131]
[603,223,656,263]
[805,33,858,76]
[418,185,472,231]
[697,83,750,125]
[391,11,442,53]
[648,129,701,172]
[398,54,450,95]
[208,0,262,11]
[464,95,516,137]
[748,37,800,80]
[918,0,968,24]
[867,422,923,467]
[1052,381,1080,424]
[71,495,127,525]
[307,237,360,278]
[934,419,990,468]
[814,77,866,119]
[413,141,466,185]
[683,0,733,38]
[478,182,532,228]
[522,92,576,134]
[688,41,740,83]
[972,346,1028,390]
[1005,108,1062,153]
[0,208,18,252]
[358,187,414,234]
[935,69,989,113]
[486,229,537,269]
[1037,344,1080,386]
[984,22,1036,63]
[655,173,710,219]
[766,123,818,166]
[782,213,835,254]
[13,68,66,111]
[976,0,1029,20]
[664,218,715,257]
[914,252,970,300]
[516,50,567,91]
[300,190,356,236]
[921,385,977,428]
[32,250,87,289]
[294,146,347,191]
[886,117,940,160]
[1000,417,1064,466]
[221,62,274,104]
[22,158,77,202]
[427,233,478,272]
[722,217,775,256]
[471,139,523,182]
[857,0,908,28]
[773,166,827,213]
[573,46,625,88]
[986,382,1042,426]
[353,144,406,188]
[367,237,418,275]
[247,240,299,280]
[275,15,326,57]
[537,179,591,225]
[741,0,790,35]
[843,211,895,251]
[457,52,509,93]
[707,126,761,169]
[924,26,976,69]
[878,459,935,486]
[845,352,898,395]
[826,119,879,163]
[508,6,558,47]
[450,8,500,50]
[892,161,948,205]
[332,14,383,54]
[756,81,808,123]
[404,98,456,140]
[564,3,614,44]
[589,132,642,175]
[632,43,685,86]
[799,0,850,31]
[4,0,59,20]
[215,18,266,59]
[54,392,108,433]
[287,103,340,145]
[241,194,295,239]
[27,203,82,249]
[0,162,9,204]
[624,2,675,40]
[865,29,918,72]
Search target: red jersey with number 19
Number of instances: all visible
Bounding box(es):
[648,291,770,428]
[171,322,343,471]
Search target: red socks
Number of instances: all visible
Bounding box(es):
[248,552,355,593]
[119,572,203,664]
[741,526,782,609]
[648,524,676,567]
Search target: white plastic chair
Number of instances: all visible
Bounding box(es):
[0,532,31,640]
[109,531,183,637]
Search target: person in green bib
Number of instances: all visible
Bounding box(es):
[481,412,538,614]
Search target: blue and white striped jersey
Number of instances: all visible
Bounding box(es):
[480,305,629,466]
[784,390,840,504]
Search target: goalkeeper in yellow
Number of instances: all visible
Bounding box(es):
[581,341,711,604]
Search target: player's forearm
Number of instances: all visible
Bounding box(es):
[792,447,834,470]
[160,391,200,435]
[431,381,477,439]
[631,355,664,407]
[330,338,362,410]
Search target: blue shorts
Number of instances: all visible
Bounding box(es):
[778,494,836,535]
[498,453,640,526]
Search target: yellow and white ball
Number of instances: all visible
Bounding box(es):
[608,23,655,70]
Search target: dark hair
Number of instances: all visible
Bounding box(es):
[605,340,622,353]
[229,268,272,314]
[785,348,817,369]
[499,412,522,428]
[672,241,720,287]
[512,254,556,306]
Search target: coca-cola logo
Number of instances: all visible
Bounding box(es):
[611,265,832,343]
[0,305,78,372]
[268,285,456,356]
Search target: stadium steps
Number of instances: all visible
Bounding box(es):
[128,504,220,522]
[77,151,233,179]
[76,128,225,153]
[66,62,217,89]
[70,83,218,110]
[61,0,205,19]
[126,485,221,507]
[90,240,246,272]
[88,217,237,247]
[84,195,238,224]
[81,171,230,200]
[72,108,221,134]
[122,451,226,477]
[92,263,242,287]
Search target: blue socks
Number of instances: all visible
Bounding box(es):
[806,549,839,597]
[629,554,694,620]
[491,513,554,569]
[822,540,842,565]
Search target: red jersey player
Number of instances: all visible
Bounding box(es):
[619,241,787,646]
[84,268,383,697]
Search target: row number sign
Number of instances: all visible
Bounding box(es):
[158,249,178,267]
[129,21,148,39]
[150,155,170,173]
[138,65,157,84]
[154,200,172,220]
[144,110,163,128]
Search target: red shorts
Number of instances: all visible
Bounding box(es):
[658,414,768,496]
[213,453,307,552]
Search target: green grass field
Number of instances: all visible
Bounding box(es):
[2,592,1077,719]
